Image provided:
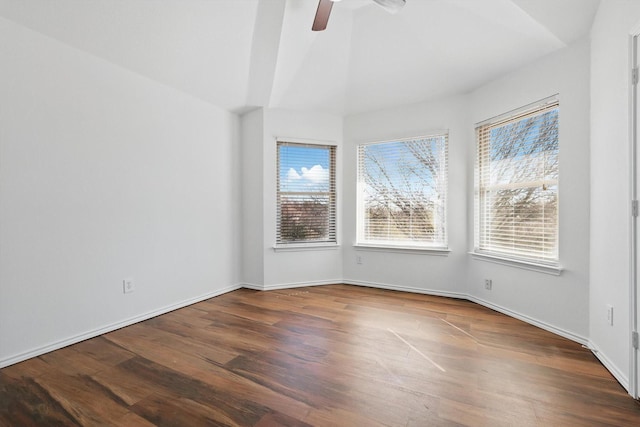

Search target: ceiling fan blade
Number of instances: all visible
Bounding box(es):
[312,0,334,31]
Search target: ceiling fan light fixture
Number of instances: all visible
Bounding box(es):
[372,0,406,14]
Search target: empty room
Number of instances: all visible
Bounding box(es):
[2,0,640,425]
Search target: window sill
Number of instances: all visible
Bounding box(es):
[354,244,451,256]
[273,243,339,252]
[469,251,562,276]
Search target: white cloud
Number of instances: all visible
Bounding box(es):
[300,165,328,183]
[287,168,301,180]
[282,164,329,191]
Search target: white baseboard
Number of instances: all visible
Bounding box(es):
[467,295,589,346]
[238,282,632,395]
[241,279,341,291]
[0,284,241,369]
[1,279,616,393]
[244,279,588,347]
[240,282,264,291]
[343,281,587,345]
[343,279,467,300]
[587,340,629,391]
[245,276,630,394]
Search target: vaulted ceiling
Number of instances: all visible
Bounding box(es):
[0,0,601,116]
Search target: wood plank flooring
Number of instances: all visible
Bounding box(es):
[2,284,640,426]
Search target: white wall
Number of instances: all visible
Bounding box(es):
[0,17,241,367]
[262,109,343,287]
[239,108,344,289]
[590,0,640,389]
[2,3,633,396]
[343,95,469,296]
[240,108,265,287]
[467,40,591,342]
[342,40,591,343]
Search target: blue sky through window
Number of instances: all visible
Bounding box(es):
[279,145,330,192]
[489,109,558,160]
[363,137,445,203]
[487,109,559,186]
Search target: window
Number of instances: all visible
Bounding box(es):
[277,141,336,245]
[357,134,448,249]
[475,96,559,265]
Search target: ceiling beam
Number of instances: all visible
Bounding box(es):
[243,0,287,111]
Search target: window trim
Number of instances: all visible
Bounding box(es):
[276,139,337,247]
[470,251,563,275]
[354,244,451,256]
[356,132,450,250]
[474,94,560,266]
[273,242,339,252]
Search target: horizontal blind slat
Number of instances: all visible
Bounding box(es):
[358,134,448,246]
[277,142,336,244]
[475,97,559,263]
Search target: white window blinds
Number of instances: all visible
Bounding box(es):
[357,134,448,248]
[475,96,559,264]
[277,142,336,244]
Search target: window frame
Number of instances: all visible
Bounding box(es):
[275,140,337,248]
[473,95,561,272]
[356,133,449,252]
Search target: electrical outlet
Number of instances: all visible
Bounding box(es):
[123,278,135,294]
[484,279,492,290]
[607,305,614,326]
[356,255,363,265]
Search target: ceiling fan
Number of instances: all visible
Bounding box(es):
[312,0,406,31]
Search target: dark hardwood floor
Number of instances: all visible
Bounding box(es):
[1,284,640,426]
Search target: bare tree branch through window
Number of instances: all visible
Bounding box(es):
[357,135,448,248]
[475,97,559,263]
